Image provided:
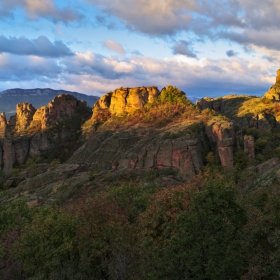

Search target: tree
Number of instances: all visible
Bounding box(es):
[140,179,247,279]
[16,206,80,279]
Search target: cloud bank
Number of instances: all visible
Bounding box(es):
[87,0,280,52]
[0,50,274,97]
[0,0,83,23]
[0,36,74,57]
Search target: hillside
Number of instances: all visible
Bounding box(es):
[1,74,280,279]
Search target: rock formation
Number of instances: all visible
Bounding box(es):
[244,135,254,160]
[0,94,87,173]
[264,69,280,101]
[0,112,7,138]
[15,103,36,133]
[69,122,208,180]
[93,86,160,116]
[1,94,87,137]
[206,118,234,167]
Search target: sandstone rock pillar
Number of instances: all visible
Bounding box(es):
[218,138,234,167]
[276,69,280,84]
[244,135,254,160]
[3,140,15,174]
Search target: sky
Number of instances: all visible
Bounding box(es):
[0,0,279,99]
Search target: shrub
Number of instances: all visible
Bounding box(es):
[158,86,190,105]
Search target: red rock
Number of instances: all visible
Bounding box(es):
[244,135,254,159]
[206,119,234,167]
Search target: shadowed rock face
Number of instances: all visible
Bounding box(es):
[93,86,160,115]
[206,119,234,167]
[244,135,254,160]
[69,122,209,180]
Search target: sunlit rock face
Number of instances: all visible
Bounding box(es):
[0,94,87,174]
[93,86,160,115]
[6,94,86,135]
[30,94,85,130]
[15,103,36,133]
[0,112,7,138]
[264,69,280,101]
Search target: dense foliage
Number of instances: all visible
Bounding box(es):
[1,166,280,279]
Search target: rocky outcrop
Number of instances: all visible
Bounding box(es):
[17,164,86,191]
[29,94,86,131]
[93,86,160,115]
[3,140,15,174]
[197,95,252,118]
[15,103,36,133]
[244,135,254,160]
[0,94,88,173]
[1,129,71,174]
[0,113,7,138]
[1,163,88,205]
[264,69,280,101]
[247,158,279,175]
[1,94,87,137]
[69,122,208,179]
[206,118,234,167]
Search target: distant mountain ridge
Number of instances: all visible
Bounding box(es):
[0,88,99,117]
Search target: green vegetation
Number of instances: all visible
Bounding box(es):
[4,87,280,279]
[158,85,191,105]
[244,127,280,163]
[1,168,280,279]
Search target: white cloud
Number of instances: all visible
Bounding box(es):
[103,39,126,55]
[86,0,280,53]
[0,50,276,98]
[0,0,83,23]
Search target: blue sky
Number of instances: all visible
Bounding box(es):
[0,0,279,99]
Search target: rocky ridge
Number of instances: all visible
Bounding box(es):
[3,74,280,205]
[0,94,88,174]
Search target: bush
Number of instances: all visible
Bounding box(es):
[158,86,190,105]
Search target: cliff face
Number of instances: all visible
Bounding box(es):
[93,86,160,115]
[72,86,238,179]
[69,122,209,180]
